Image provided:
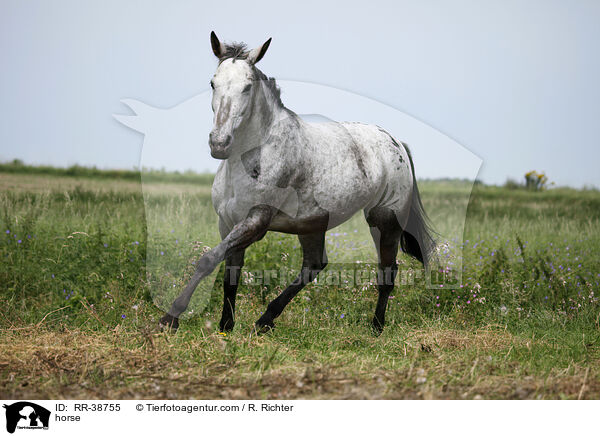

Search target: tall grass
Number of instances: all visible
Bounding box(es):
[0,168,599,399]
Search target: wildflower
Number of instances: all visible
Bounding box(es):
[103,243,108,248]
[5,230,9,234]
[121,314,126,319]
[17,240,22,244]
[340,314,345,319]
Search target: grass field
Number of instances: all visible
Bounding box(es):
[1,166,599,399]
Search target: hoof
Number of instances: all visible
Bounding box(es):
[371,319,384,336]
[159,314,179,332]
[219,319,235,333]
[254,319,275,335]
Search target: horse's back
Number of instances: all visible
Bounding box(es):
[336,122,414,212]
[301,120,414,222]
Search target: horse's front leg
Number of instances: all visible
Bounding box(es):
[219,250,245,332]
[159,206,272,331]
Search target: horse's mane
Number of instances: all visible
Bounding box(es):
[252,68,284,109]
[219,42,249,62]
[219,42,285,109]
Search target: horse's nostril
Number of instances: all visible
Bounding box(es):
[209,133,232,156]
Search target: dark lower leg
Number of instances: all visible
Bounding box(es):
[256,268,319,329]
[366,207,401,335]
[219,251,245,332]
[255,233,327,332]
[372,265,398,333]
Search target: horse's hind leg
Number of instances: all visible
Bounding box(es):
[255,232,327,333]
[366,207,403,335]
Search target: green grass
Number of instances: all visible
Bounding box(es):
[0,159,214,185]
[0,168,599,399]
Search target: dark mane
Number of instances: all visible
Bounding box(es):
[219,42,249,62]
[252,67,284,109]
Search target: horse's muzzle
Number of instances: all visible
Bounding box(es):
[209,132,232,159]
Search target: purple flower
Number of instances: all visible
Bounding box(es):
[121,314,126,319]
[51,274,55,279]
[103,243,108,248]
[340,314,345,319]
[17,240,22,244]
[5,230,9,234]
[160,251,164,255]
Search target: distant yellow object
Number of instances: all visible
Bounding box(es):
[525,170,549,191]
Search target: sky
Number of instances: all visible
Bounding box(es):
[1,0,599,187]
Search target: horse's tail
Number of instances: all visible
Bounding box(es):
[400,142,436,268]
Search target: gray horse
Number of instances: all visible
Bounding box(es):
[159,32,435,334]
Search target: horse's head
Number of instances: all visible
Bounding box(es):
[208,31,272,159]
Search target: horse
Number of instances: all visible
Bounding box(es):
[159,31,436,335]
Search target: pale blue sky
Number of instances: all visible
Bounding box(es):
[1,0,599,187]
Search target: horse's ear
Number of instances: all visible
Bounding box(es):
[247,37,272,65]
[210,31,225,58]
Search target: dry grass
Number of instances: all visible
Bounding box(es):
[1,326,597,400]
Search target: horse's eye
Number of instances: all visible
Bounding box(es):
[210,81,215,89]
[242,84,252,93]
